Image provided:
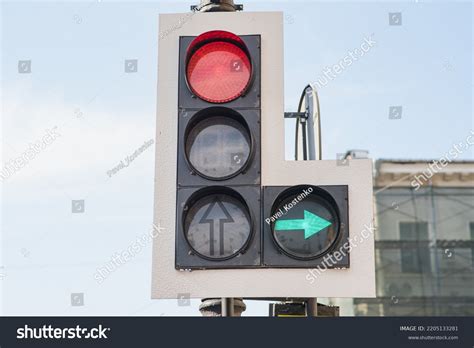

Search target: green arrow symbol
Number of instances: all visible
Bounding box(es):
[275,210,332,239]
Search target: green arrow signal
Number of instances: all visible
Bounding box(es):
[274,210,332,239]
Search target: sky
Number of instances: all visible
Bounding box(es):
[0,0,473,316]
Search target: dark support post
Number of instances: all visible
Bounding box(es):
[221,298,234,317]
[200,298,246,317]
[307,298,318,316]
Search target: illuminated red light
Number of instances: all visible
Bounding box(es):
[186,31,252,104]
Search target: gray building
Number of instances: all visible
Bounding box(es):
[352,160,474,316]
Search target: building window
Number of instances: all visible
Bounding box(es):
[470,222,474,267]
[399,222,431,273]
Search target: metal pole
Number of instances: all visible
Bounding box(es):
[221,298,234,317]
[200,298,246,316]
[307,298,318,316]
[302,86,319,315]
[301,119,308,161]
[305,87,316,161]
[304,85,322,160]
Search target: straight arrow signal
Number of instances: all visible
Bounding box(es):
[199,199,234,256]
[274,210,332,239]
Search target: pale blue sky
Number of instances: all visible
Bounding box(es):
[1,0,472,316]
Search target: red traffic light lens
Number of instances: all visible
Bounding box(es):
[186,31,252,104]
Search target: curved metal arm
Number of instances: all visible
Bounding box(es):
[293,84,322,161]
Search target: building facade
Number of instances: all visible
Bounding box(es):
[351,160,474,316]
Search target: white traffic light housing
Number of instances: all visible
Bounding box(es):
[152,11,375,299]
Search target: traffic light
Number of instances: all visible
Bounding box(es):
[152,11,375,300]
[263,185,349,268]
[175,30,261,269]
